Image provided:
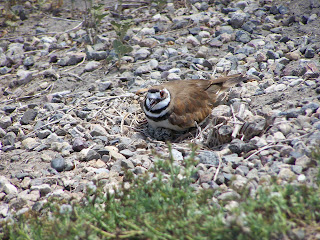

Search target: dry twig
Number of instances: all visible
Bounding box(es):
[213,152,222,182]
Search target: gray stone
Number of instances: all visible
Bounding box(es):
[23,56,35,67]
[140,27,155,35]
[229,12,248,28]
[302,102,319,112]
[305,47,315,58]
[0,116,12,129]
[90,124,108,137]
[20,109,38,125]
[72,138,88,152]
[217,191,241,201]
[0,127,6,138]
[84,61,100,71]
[246,168,259,181]
[51,157,66,172]
[231,176,248,190]
[134,166,147,175]
[120,149,134,158]
[235,46,255,55]
[3,132,16,146]
[235,30,251,43]
[289,228,305,240]
[0,53,9,67]
[229,139,245,154]
[209,38,223,47]
[0,177,18,195]
[266,50,279,59]
[134,48,150,60]
[16,69,33,85]
[135,65,152,75]
[0,204,9,217]
[295,155,316,170]
[223,154,243,168]
[36,129,51,139]
[86,49,108,61]
[121,159,135,169]
[59,204,73,214]
[186,35,200,46]
[291,165,303,175]
[235,165,249,176]
[139,38,158,48]
[80,149,101,161]
[278,168,296,181]
[30,184,52,197]
[197,151,220,165]
[198,169,215,183]
[57,53,85,66]
[172,18,189,29]
[189,27,201,35]
[6,43,24,63]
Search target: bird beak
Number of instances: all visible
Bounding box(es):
[149,98,157,110]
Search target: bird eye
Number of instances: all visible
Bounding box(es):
[160,90,165,98]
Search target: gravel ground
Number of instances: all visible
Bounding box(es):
[0,0,320,229]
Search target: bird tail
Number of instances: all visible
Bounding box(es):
[208,74,247,106]
[209,74,247,87]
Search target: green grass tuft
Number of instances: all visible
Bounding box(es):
[2,145,320,239]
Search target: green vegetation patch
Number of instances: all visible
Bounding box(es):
[2,145,320,240]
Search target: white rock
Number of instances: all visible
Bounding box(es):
[289,78,303,87]
[148,59,159,69]
[21,137,38,150]
[278,168,295,181]
[134,48,150,60]
[0,204,9,217]
[3,182,18,195]
[85,61,100,71]
[198,31,211,38]
[171,149,183,161]
[278,123,292,136]
[186,35,200,46]
[30,184,52,197]
[165,48,178,57]
[17,69,33,84]
[19,190,40,201]
[225,200,239,211]
[167,73,180,81]
[265,84,286,93]
[150,71,161,80]
[297,174,306,183]
[216,58,232,72]
[140,27,155,36]
[41,36,57,43]
[305,80,316,87]
[273,131,286,141]
[168,68,181,74]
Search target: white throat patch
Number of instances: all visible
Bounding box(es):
[144,88,171,117]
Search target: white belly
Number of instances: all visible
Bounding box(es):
[146,118,187,131]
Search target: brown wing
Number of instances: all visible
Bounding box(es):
[160,80,213,128]
[148,74,246,129]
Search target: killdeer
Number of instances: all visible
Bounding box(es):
[140,74,246,131]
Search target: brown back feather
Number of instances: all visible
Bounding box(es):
[148,74,246,128]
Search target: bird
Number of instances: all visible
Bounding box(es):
[140,74,247,131]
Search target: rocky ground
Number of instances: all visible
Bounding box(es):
[0,0,320,230]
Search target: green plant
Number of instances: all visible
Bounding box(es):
[83,0,108,44]
[108,19,133,67]
[151,0,167,11]
[311,147,320,181]
[2,145,320,239]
